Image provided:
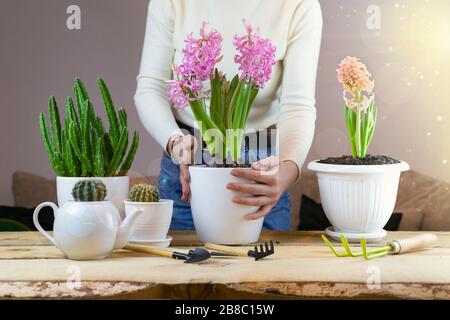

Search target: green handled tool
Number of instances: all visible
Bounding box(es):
[322,233,437,260]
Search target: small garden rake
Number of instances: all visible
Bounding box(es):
[322,233,437,260]
[205,241,275,261]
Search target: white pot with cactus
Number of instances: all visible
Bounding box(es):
[33,180,143,260]
[124,184,173,243]
[166,22,276,244]
[39,78,139,218]
[308,57,409,243]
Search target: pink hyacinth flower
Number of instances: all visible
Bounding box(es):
[233,20,276,89]
[167,80,189,111]
[167,22,223,110]
[337,56,375,112]
[178,22,223,91]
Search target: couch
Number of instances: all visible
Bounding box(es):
[11,170,450,231]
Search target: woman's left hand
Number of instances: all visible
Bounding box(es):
[226,156,299,220]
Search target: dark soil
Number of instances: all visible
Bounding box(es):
[203,163,251,168]
[318,155,400,165]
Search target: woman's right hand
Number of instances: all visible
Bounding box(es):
[167,134,197,202]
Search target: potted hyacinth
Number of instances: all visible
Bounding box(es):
[167,22,276,244]
[39,78,139,218]
[308,57,409,243]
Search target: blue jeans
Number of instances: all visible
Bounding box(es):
[158,149,291,231]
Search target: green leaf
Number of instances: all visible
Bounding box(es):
[225,81,242,129]
[345,107,357,158]
[65,96,81,139]
[106,127,128,176]
[48,96,62,155]
[73,78,90,120]
[68,121,91,176]
[232,80,246,130]
[80,99,93,174]
[118,108,127,130]
[93,136,106,177]
[119,131,139,176]
[209,73,226,133]
[239,81,254,129]
[104,133,114,163]
[242,85,258,125]
[62,129,79,177]
[98,78,120,148]
[39,112,66,176]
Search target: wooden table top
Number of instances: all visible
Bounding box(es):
[0,231,449,299]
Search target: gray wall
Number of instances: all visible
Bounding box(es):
[1,0,449,205]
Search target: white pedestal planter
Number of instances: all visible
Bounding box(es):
[189,166,263,244]
[308,160,409,242]
[56,176,129,219]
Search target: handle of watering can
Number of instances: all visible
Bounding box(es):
[204,243,246,257]
[33,202,58,245]
[387,233,437,254]
[124,244,174,258]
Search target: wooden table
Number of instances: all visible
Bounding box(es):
[0,231,449,299]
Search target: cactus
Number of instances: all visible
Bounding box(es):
[72,180,107,202]
[129,184,160,202]
[39,78,140,177]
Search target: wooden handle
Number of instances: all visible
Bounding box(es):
[204,243,248,257]
[388,233,438,254]
[124,244,174,259]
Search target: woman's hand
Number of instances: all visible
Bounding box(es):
[226,156,299,220]
[167,134,197,202]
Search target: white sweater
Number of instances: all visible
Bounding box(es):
[135,0,323,170]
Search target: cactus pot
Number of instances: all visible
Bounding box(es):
[307,160,409,243]
[124,200,173,241]
[57,176,129,219]
[189,166,263,244]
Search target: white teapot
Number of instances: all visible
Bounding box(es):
[33,200,142,260]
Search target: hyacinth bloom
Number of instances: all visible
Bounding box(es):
[337,56,377,158]
[167,79,189,111]
[166,22,276,164]
[233,20,276,89]
[167,22,223,111]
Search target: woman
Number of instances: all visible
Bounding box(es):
[135,0,322,230]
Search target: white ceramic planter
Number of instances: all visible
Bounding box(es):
[189,166,263,244]
[124,200,173,241]
[33,201,143,260]
[307,160,409,242]
[57,176,129,219]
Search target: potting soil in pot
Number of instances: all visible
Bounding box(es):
[318,155,400,165]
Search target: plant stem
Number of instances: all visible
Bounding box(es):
[355,110,362,157]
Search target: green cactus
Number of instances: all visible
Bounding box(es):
[39,78,139,177]
[72,180,107,202]
[129,184,160,202]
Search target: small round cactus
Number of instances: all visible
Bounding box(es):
[129,184,160,202]
[72,180,107,202]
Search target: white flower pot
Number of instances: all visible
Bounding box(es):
[56,176,129,219]
[189,166,263,244]
[307,160,409,242]
[124,200,173,241]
